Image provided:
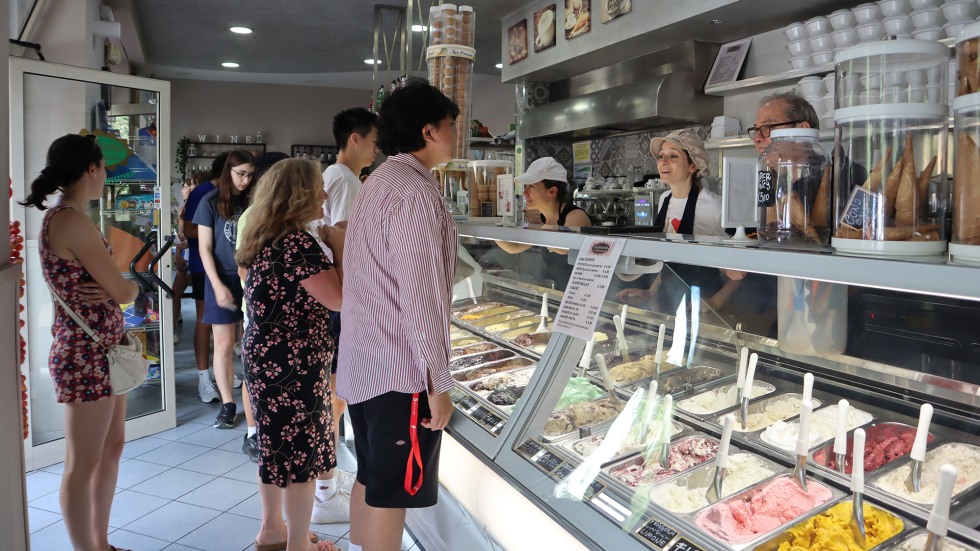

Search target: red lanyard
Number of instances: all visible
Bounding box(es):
[404,393,424,495]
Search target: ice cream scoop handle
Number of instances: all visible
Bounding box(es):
[927,465,958,536]
[718,414,734,469]
[744,353,758,399]
[911,403,934,462]
[578,334,596,371]
[833,399,850,456]
[655,324,665,366]
[736,347,748,390]
[851,429,865,494]
[595,354,621,404]
[802,372,814,404]
[796,400,813,457]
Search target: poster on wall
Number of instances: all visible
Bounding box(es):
[600,0,631,23]
[533,5,557,52]
[564,0,591,39]
[508,20,528,64]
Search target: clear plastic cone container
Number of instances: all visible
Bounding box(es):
[951,93,980,264]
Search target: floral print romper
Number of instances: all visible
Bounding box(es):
[243,231,337,487]
[40,205,125,402]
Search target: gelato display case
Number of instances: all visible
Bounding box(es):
[440,222,980,551]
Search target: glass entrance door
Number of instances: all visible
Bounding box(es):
[10,58,176,469]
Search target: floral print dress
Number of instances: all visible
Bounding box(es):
[40,205,125,402]
[243,231,336,487]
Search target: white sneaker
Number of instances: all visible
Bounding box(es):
[335,470,356,494]
[310,490,350,524]
[198,378,219,403]
[233,374,243,389]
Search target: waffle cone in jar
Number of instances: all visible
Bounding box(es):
[883,156,905,218]
[959,38,980,96]
[864,146,891,193]
[894,158,917,227]
[790,193,821,241]
[812,165,831,228]
[955,132,980,244]
[917,155,937,213]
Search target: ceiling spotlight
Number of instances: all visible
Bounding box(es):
[364,59,383,65]
[495,63,503,69]
[229,26,252,34]
[221,62,240,68]
[412,24,428,32]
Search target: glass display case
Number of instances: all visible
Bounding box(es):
[444,222,980,551]
[10,58,176,469]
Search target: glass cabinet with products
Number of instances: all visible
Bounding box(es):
[443,222,980,551]
[10,58,176,469]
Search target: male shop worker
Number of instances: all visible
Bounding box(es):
[337,79,459,551]
[310,107,379,525]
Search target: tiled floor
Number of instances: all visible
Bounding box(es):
[26,299,424,551]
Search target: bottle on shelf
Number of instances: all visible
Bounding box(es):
[256,130,263,144]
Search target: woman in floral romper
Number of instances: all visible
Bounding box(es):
[236,158,344,551]
[22,134,139,551]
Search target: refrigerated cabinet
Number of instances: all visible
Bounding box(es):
[430,222,980,551]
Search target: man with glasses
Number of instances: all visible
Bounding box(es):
[749,91,818,154]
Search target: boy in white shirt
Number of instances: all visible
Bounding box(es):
[311,107,379,525]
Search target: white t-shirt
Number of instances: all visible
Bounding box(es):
[321,163,361,226]
[656,187,727,237]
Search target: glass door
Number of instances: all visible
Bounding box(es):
[10,58,176,469]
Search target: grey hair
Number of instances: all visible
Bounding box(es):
[759,91,820,130]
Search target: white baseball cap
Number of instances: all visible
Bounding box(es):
[515,157,568,185]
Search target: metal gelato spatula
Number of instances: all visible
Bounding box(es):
[535,292,549,333]
[595,354,622,406]
[833,399,851,474]
[849,428,868,547]
[922,465,958,551]
[613,315,631,362]
[706,414,735,504]
[907,403,934,494]
[656,394,674,465]
[792,399,814,492]
[654,323,665,382]
[739,353,758,430]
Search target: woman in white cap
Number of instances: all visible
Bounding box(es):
[496,156,590,287]
[649,129,726,237]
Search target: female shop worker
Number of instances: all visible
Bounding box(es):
[495,156,591,288]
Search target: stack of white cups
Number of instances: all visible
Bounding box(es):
[941,0,980,38]
[910,0,947,40]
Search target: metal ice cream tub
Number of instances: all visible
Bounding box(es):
[561,419,689,467]
[452,356,534,383]
[449,348,515,372]
[809,421,936,477]
[675,381,777,418]
[883,530,980,551]
[466,366,537,398]
[718,393,823,435]
[605,434,722,490]
[647,451,784,514]
[753,499,911,551]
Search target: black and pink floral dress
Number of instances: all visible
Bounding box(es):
[40,205,125,402]
[243,231,336,487]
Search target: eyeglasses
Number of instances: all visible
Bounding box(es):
[231,169,255,179]
[746,120,803,140]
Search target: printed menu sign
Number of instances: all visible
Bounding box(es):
[636,518,679,549]
[554,237,626,340]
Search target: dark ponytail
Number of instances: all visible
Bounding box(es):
[20,134,103,210]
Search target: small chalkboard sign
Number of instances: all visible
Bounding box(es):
[586,479,606,499]
[517,439,543,458]
[671,538,705,551]
[839,185,879,231]
[471,406,504,434]
[757,169,775,207]
[458,396,478,413]
[553,462,574,480]
[636,518,679,549]
[535,450,564,473]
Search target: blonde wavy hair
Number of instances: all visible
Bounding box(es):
[235,157,323,267]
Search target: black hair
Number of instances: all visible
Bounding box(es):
[376,78,460,156]
[253,151,290,184]
[211,151,231,179]
[760,91,820,130]
[334,107,378,151]
[541,179,571,203]
[20,134,104,210]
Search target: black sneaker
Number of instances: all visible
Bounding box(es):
[242,433,259,462]
[213,402,237,429]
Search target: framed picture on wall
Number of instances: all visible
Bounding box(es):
[533,5,557,52]
[706,37,753,87]
[508,20,528,64]
[600,0,631,23]
[564,0,591,39]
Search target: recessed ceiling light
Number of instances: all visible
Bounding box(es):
[364,59,383,65]
[222,62,239,68]
[230,26,252,34]
[495,63,503,69]
[412,24,428,32]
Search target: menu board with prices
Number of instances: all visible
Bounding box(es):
[635,518,680,550]
[553,236,626,340]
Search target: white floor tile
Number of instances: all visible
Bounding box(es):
[41,461,66,475]
[27,506,61,534]
[177,448,250,476]
[107,489,171,528]
[121,436,173,458]
[122,501,220,541]
[178,425,245,448]
[153,420,209,442]
[135,441,212,466]
[25,470,62,501]
[27,487,61,513]
[106,529,172,551]
[334,538,350,550]
[130,468,216,500]
[312,520,350,541]
[220,460,259,483]
[115,458,172,489]
[162,543,206,551]
[176,512,258,551]
[218,434,252,453]
[29,520,72,550]
[176,476,257,511]
[225,491,262,520]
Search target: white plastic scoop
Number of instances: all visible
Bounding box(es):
[577,334,596,377]
[706,414,735,504]
[535,292,549,333]
[595,354,622,405]
[833,399,850,474]
[739,353,758,430]
[849,428,867,546]
[654,323,665,382]
[792,399,814,492]
[735,347,748,403]
[907,403,934,493]
[613,315,631,362]
[922,465,958,551]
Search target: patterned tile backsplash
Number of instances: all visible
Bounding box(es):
[525,124,722,194]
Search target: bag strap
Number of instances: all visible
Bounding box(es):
[46,281,103,345]
[404,392,424,496]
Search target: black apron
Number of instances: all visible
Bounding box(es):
[652,184,701,234]
[540,203,587,289]
[650,186,724,304]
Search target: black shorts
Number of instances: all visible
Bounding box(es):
[189,272,206,301]
[329,311,341,374]
[348,391,442,508]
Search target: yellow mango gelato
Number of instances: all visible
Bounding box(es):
[776,502,903,551]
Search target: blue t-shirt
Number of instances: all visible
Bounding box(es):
[191,189,246,275]
[183,180,215,273]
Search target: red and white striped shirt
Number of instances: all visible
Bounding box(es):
[336,153,458,404]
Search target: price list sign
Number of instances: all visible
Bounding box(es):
[635,518,680,550]
[553,237,626,341]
